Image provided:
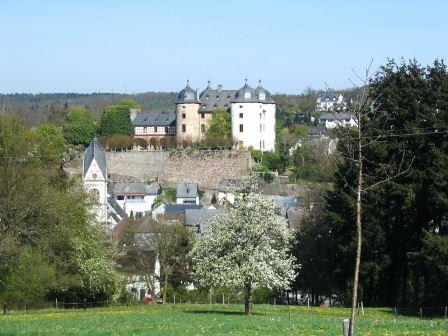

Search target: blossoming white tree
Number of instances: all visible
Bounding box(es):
[190,174,296,315]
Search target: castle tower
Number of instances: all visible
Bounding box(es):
[175,81,201,145]
[230,80,276,151]
[83,138,108,222]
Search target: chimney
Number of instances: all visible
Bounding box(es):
[217,84,223,92]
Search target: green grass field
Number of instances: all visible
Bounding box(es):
[0,304,446,336]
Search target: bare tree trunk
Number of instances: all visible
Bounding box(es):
[244,283,253,315]
[163,273,168,304]
[349,117,363,336]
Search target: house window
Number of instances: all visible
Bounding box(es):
[92,173,97,180]
[244,91,251,99]
[201,124,205,133]
[154,126,158,133]
[143,127,147,133]
[239,113,243,118]
[165,126,168,134]
[117,195,124,200]
[260,140,262,149]
[182,113,186,118]
[201,113,205,119]
[239,124,243,132]
[182,124,186,132]
[260,124,262,132]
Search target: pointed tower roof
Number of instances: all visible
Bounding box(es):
[83,137,107,178]
[176,81,201,104]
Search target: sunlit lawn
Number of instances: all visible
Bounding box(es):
[0,304,446,335]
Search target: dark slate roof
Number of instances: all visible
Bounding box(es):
[271,196,299,210]
[320,112,354,121]
[176,182,198,199]
[113,182,161,196]
[318,92,343,102]
[132,111,176,127]
[199,87,235,112]
[218,179,239,193]
[108,197,128,219]
[83,138,107,178]
[309,126,327,138]
[176,84,201,104]
[185,208,220,227]
[232,82,276,104]
[164,204,203,216]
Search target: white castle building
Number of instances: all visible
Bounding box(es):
[133,80,277,151]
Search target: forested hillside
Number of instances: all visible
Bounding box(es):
[0,92,177,126]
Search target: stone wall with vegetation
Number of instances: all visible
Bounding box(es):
[66,149,252,189]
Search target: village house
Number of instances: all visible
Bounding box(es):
[112,182,161,218]
[176,182,199,205]
[316,92,347,111]
[319,112,357,129]
[217,179,238,204]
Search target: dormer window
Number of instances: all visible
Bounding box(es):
[216,95,220,99]
[244,91,251,99]
[259,92,266,101]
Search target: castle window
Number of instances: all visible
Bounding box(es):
[154,126,158,133]
[117,195,124,200]
[239,105,243,108]
[201,113,205,119]
[259,93,266,101]
[201,124,205,132]
[165,126,168,134]
[143,126,147,133]
[260,124,262,132]
[182,113,186,118]
[239,113,243,118]
[244,91,251,99]
[182,124,186,132]
[239,124,243,132]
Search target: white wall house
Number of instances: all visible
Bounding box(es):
[316,92,346,111]
[176,182,199,205]
[319,112,357,129]
[217,179,238,204]
[113,182,161,218]
[83,138,108,223]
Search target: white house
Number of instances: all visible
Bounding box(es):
[113,182,161,218]
[217,179,238,204]
[319,112,357,129]
[316,92,346,111]
[83,138,108,223]
[176,182,199,205]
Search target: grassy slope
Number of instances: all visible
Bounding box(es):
[0,304,446,336]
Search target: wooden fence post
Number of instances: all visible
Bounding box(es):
[419,307,423,319]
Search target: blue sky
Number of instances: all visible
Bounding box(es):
[0,0,447,94]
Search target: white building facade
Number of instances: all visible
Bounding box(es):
[83,138,108,223]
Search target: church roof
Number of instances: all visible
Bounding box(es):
[83,138,107,179]
[132,111,176,126]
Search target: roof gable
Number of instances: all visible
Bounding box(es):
[83,138,107,179]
